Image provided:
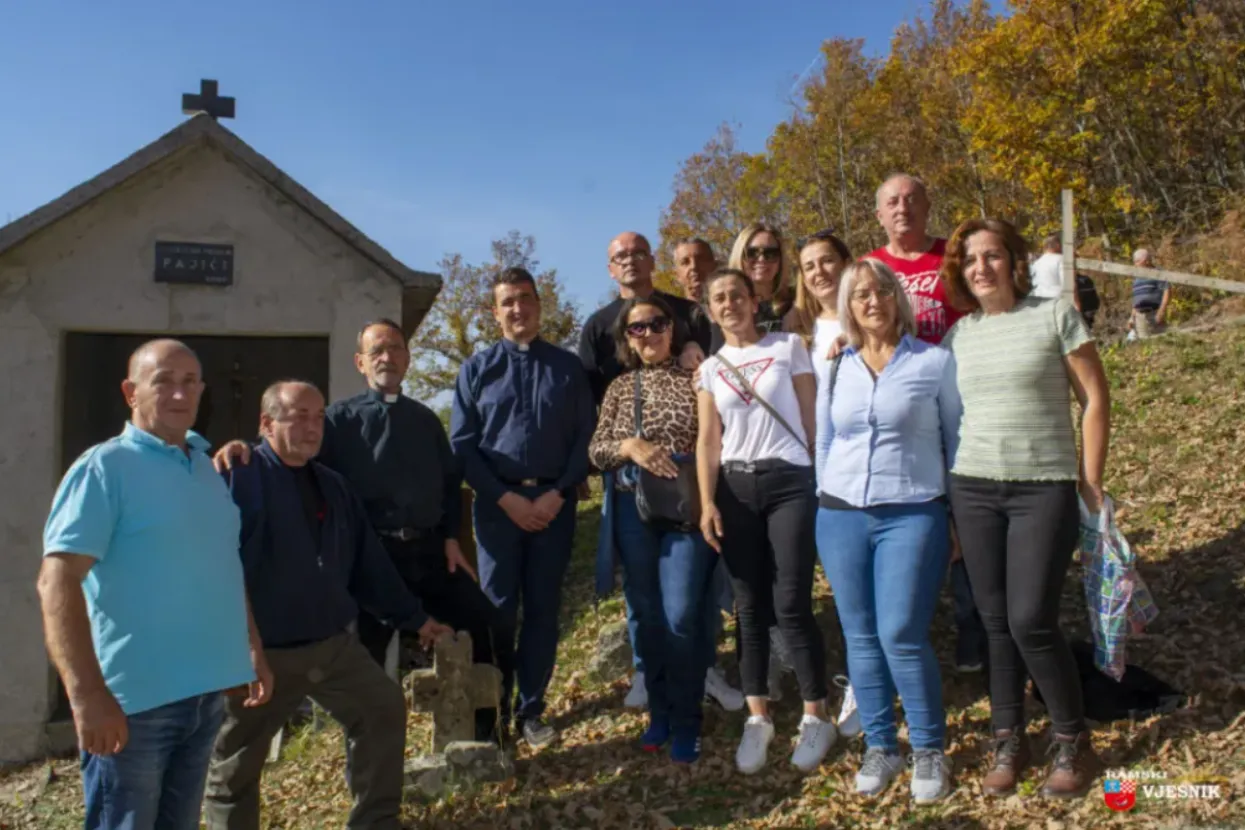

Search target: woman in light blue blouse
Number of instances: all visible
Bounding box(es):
[813,257,962,802]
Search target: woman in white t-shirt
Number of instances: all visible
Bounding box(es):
[784,229,850,380]
[695,268,834,776]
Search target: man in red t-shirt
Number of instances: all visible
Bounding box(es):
[866,174,965,345]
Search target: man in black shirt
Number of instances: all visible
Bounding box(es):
[205,381,452,830]
[578,231,712,405]
[214,320,506,742]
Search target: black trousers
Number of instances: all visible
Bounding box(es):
[948,475,1085,736]
[357,534,510,739]
[716,461,827,702]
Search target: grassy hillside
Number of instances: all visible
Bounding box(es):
[3,325,1243,829]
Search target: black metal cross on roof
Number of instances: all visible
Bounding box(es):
[182,79,235,120]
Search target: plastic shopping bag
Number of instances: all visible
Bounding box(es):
[1079,493,1159,681]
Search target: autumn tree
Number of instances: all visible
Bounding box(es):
[655,124,784,291]
[660,0,1245,265]
[407,231,581,400]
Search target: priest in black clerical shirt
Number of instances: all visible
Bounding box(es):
[205,380,452,830]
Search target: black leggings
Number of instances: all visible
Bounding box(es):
[948,475,1085,735]
[716,461,827,702]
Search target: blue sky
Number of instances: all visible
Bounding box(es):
[2,0,930,314]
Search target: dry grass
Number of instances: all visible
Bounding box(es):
[3,324,1244,829]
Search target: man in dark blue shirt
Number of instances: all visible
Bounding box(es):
[205,381,451,830]
[451,267,595,748]
[213,319,506,743]
[1130,248,1172,339]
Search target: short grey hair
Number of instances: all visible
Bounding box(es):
[837,258,918,348]
[1133,248,1153,266]
[875,173,929,211]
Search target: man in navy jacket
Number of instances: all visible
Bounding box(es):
[204,381,451,830]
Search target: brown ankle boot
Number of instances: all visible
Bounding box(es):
[982,729,1030,795]
[1041,731,1102,798]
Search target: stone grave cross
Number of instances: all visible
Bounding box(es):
[404,633,502,752]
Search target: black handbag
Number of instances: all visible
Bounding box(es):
[631,371,701,531]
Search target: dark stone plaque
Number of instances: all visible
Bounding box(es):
[154,242,234,285]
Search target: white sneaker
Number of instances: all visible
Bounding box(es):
[790,713,837,772]
[624,672,647,708]
[735,715,775,774]
[834,675,861,738]
[910,749,953,803]
[856,746,905,796]
[705,666,745,711]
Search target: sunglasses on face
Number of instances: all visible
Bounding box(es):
[626,317,672,337]
[744,246,781,262]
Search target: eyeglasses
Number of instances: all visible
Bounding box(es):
[625,317,672,337]
[610,250,653,265]
[744,246,781,262]
[849,286,897,303]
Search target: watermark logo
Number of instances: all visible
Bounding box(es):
[1103,778,1137,812]
[1102,768,1225,811]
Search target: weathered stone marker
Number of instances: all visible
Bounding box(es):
[404,632,502,752]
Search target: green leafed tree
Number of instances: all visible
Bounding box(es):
[406,231,582,401]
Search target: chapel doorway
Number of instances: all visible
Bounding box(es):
[60,332,331,466]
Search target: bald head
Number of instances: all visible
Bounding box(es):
[122,338,204,448]
[608,231,656,297]
[875,173,932,252]
[127,339,200,382]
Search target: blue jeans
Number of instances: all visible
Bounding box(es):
[817,502,949,750]
[628,559,728,674]
[614,490,716,731]
[81,692,225,830]
[474,488,578,722]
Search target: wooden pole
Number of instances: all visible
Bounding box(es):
[1061,188,1076,301]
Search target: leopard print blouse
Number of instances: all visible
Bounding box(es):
[588,360,699,471]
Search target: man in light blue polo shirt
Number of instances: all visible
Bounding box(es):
[37,338,272,830]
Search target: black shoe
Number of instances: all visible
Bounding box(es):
[520,717,557,748]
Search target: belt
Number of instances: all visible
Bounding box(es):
[376,526,435,542]
[500,477,558,488]
[721,459,801,475]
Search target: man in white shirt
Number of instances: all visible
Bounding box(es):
[1030,235,1064,300]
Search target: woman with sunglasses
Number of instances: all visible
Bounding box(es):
[589,295,717,764]
[814,258,961,802]
[696,268,834,775]
[709,223,794,354]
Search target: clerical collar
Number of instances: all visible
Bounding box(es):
[502,337,538,354]
[366,388,402,404]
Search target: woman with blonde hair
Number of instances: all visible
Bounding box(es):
[814,257,961,801]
